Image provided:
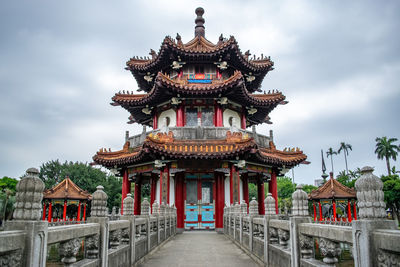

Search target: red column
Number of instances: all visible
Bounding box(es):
[215,104,223,127]
[353,202,357,220]
[134,179,142,215]
[215,173,225,229]
[347,200,352,222]
[229,165,234,205]
[242,174,249,211]
[47,202,52,222]
[332,200,337,221]
[313,202,317,221]
[153,112,158,129]
[121,169,131,214]
[269,169,278,214]
[42,202,47,221]
[83,202,87,221]
[257,178,265,215]
[241,110,246,129]
[318,201,323,221]
[167,169,170,205]
[77,201,82,221]
[175,173,184,229]
[63,200,67,221]
[150,176,156,213]
[176,105,184,127]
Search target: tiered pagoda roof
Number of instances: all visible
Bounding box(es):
[93,131,307,169]
[309,175,356,200]
[112,71,286,126]
[43,177,92,200]
[126,35,273,93]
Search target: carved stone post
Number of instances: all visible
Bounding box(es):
[263,193,279,264]
[290,185,312,267]
[141,198,150,215]
[121,193,135,266]
[5,168,48,267]
[352,166,397,267]
[140,198,151,252]
[87,185,109,267]
[248,198,258,252]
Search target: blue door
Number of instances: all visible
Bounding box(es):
[184,174,215,230]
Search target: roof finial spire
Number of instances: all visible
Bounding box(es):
[194,7,205,38]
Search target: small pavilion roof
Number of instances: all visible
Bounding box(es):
[43,177,92,200]
[309,175,356,200]
[93,131,307,170]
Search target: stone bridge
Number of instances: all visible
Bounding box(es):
[1,167,400,267]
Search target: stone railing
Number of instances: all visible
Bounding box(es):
[223,167,400,267]
[127,126,272,148]
[0,168,177,267]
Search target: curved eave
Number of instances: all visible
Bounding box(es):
[254,148,307,168]
[126,35,274,93]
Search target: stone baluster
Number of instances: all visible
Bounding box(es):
[5,168,48,267]
[240,200,247,215]
[269,227,279,244]
[109,229,120,249]
[59,238,82,266]
[290,185,312,267]
[141,198,150,215]
[123,193,134,216]
[352,166,397,267]
[319,238,341,264]
[249,197,259,215]
[160,202,166,216]
[87,185,109,267]
[152,201,160,215]
[278,228,290,248]
[121,228,130,245]
[264,193,276,216]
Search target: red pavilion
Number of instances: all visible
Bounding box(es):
[93,7,307,232]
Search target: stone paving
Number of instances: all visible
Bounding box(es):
[138,231,261,267]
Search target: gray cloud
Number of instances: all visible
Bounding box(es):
[1,0,399,184]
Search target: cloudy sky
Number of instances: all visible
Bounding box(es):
[1,0,399,184]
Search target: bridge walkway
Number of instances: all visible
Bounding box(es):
[137,231,260,267]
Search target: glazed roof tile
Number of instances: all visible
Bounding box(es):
[93,132,307,169]
[43,177,92,200]
[309,176,356,200]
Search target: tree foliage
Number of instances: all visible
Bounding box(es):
[326,147,338,175]
[0,176,18,192]
[39,160,121,210]
[338,142,352,174]
[375,137,400,176]
[381,174,400,221]
[336,168,361,188]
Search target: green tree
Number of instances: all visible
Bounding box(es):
[0,176,18,192]
[0,176,18,223]
[248,183,257,201]
[381,174,400,221]
[336,169,360,188]
[338,142,352,174]
[302,184,318,194]
[39,160,122,210]
[326,148,338,175]
[375,137,400,176]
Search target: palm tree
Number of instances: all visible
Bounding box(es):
[375,137,400,176]
[326,148,338,175]
[338,142,352,174]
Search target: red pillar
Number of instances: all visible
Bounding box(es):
[269,169,278,214]
[215,104,223,127]
[47,202,52,222]
[353,202,357,220]
[313,202,317,221]
[77,201,82,221]
[332,200,337,221]
[63,200,67,221]
[215,173,225,229]
[257,178,265,215]
[242,174,249,211]
[229,165,234,205]
[153,112,158,129]
[42,202,47,221]
[121,169,131,215]
[134,179,142,215]
[241,110,246,129]
[318,201,323,221]
[347,200,352,222]
[176,105,184,127]
[83,202,87,221]
[175,173,184,229]
[150,176,156,213]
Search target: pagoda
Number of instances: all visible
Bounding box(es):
[93,7,307,232]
